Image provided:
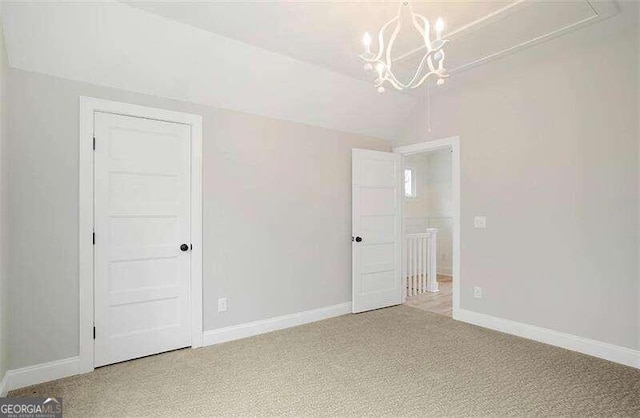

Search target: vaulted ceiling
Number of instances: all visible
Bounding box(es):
[0,0,620,140]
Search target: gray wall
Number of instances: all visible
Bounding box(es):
[0,19,8,381]
[396,3,640,349]
[6,68,389,369]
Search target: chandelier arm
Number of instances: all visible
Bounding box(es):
[384,14,401,69]
[378,74,406,91]
[382,12,409,89]
[437,49,445,72]
[405,39,449,86]
[374,37,448,89]
[426,54,438,75]
[426,42,450,76]
[409,67,449,90]
[409,71,438,90]
[359,16,398,63]
[406,51,435,88]
[384,71,408,90]
[395,42,446,89]
[375,17,397,63]
[419,41,449,80]
[411,13,432,51]
[409,48,450,89]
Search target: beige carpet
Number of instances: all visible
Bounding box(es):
[10,305,640,416]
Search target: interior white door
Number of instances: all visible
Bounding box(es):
[352,149,403,313]
[94,112,192,367]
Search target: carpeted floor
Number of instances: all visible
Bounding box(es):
[10,305,640,416]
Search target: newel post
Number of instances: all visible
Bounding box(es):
[426,228,439,292]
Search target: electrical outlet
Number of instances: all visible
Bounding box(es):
[218,297,228,312]
[474,216,487,229]
[474,286,482,299]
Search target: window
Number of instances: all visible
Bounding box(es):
[405,168,417,198]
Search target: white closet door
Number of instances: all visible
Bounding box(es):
[352,149,403,313]
[94,112,192,367]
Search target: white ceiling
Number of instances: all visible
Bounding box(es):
[0,1,621,140]
[124,1,511,82]
[125,1,619,85]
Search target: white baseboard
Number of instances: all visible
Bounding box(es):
[0,303,351,394]
[203,302,352,346]
[5,304,634,396]
[1,356,81,395]
[454,309,640,369]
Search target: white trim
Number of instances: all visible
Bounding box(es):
[456,309,640,369]
[4,307,635,396]
[189,115,204,349]
[202,303,352,346]
[0,373,7,397]
[1,357,81,395]
[394,137,461,317]
[1,302,350,394]
[79,97,203,373]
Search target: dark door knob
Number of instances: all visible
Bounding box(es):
[180,244,190,252]
[355,236,363,243]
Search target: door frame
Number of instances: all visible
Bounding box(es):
[393,136,460,318]
[78,97,203,373]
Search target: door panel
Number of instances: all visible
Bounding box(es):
[352,149,402,313]
[94,112,192,367]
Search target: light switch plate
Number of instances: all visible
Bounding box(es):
[218,297,228,312]
[474,216,487,228]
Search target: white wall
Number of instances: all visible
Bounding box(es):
[5,68,390,370]
[396,3,640,350]
[425,149,453,276]
[0,18,8,382]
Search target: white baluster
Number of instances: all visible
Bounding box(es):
[426,229,439,292]
[412,237,417,297]
[406,237,411,297]
[422,236,427,293]
[412,237,417,296]
[406,232,441,297]
[404,236,408,298]
[422,235,429,292]
[417,237,423,294]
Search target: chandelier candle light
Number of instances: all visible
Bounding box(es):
[360,1,449,93]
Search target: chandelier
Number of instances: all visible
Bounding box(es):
[359,1,449,93]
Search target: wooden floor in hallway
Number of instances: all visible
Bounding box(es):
[404,275,452,317]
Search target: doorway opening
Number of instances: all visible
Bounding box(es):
[394,137,460,319]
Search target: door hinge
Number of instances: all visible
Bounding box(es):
[93,326,96,340]
[93,136,96,150]
[92,232,95,245]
